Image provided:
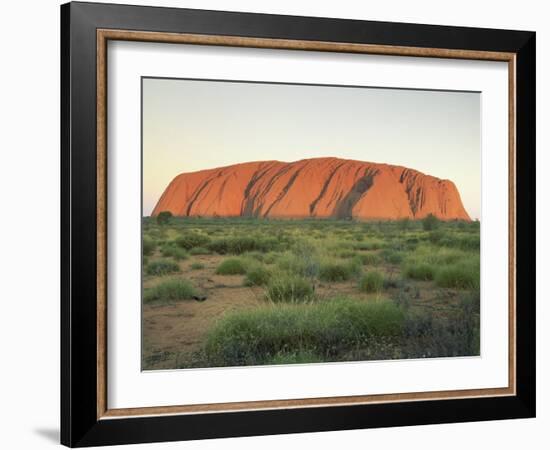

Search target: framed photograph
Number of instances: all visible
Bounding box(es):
[61,2,536,447]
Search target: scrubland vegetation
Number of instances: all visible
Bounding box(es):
[142,215,480,370]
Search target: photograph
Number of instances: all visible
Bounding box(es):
[141,77,481,371]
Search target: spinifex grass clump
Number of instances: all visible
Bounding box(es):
[143,279,197,304]
[276,241,321,280]
[265,274,314,303]
[244,265,271,286]
[356,252,381,266]
[176,232,211,250]
[142,237,156,256]
[242,251,265,262]
[422,213,440,231]
[145,259,180,276]
[318,258,361,282]
[435,258,480,290]
[208,235,280,255]
[203,298,404,366]
[215,257,249,275]
[263,251,280,265]
[190,262,205,270]
[403,262,436,281]
[160,244,189,261]
[353,238,385,251]
[380,248,404,265]
[402,245,478,285]
[358,271,384,293]
[439,233,479,251]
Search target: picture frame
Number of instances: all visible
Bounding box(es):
[60,1,536,447]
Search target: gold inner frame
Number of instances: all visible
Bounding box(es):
[96,29,517,420]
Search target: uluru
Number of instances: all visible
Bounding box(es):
[152,157,471,221]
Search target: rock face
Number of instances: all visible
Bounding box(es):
[152,157,471,221]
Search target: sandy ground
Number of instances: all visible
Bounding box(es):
[142,255,264,369]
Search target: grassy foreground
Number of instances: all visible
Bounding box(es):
[142,216,480,369]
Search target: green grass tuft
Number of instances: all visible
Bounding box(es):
[145,259,180,276]
[380,249,404,264]
[244,266,271,286]
[355,252,381,265]
[161,244,189,261]
[276,251,320,279]
[143,279,196,303]
[358,271,384,293]
[403,262,436,281]
[215,258,248,275]
[353,238,385,251]
[435,260,480,289]
[265,274,314,303]
[142,237,156,256]
[176,232,211,250]
[207,235,280,255]
[318,259,360,282]
[204,298,404,366]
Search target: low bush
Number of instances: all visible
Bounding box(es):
[207,235,279,254]
[422,213,440,231]
[161,244,189,261]
[156,211,173,225]
[190,262,205,270]
[143,279,196,303]
[440,234,479,251]
[428,229,445,244]
[215,258,248,275]
[380,249,404,265]
[176,232,211,250]
[244,266,271,286]
[358,271,384,293]
[207,238,230,254]
[398,218,411,230]
[435,260,480,290]
[265,274,314,303]
[401,295,480,358]
[204,298,404,366]
[427,247,465,265]
[353,239,385,251]
[263,251,280,265]
[145,259,180,276]
[403,262,436,281]
[142,237,156,256]
[319,259,360,282]
[355,252,381,266]
[276,251,320,279]
[243,251,265,262]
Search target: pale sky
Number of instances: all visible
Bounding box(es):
[143,77,481,219]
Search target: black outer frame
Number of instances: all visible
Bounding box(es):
[60,1,536,447]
